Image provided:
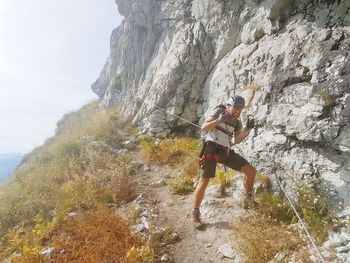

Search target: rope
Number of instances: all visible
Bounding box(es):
[273,173,326,263]
[154,105,201,129]
[153,104,326,262]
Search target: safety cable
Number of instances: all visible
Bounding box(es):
[273,174,326,263]
[154,105,201,129]
[153,104,326,262]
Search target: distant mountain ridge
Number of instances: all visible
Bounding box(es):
[0,153,23,181]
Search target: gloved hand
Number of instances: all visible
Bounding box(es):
[246,115,255,129]
[216,111,229,124]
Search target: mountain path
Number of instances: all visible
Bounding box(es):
[133,149,251,263]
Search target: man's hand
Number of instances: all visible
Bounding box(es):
[216,111,229,124]
[246,115,255,130]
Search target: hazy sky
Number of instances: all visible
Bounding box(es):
[0,1,122,154]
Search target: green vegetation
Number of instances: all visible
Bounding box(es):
[0,101,152,262]
[210,169,236,195]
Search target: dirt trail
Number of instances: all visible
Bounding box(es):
[134,150,250,263]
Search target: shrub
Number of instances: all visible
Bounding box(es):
[232,217,306,263]
[49,208,153,263]
[2,215,59,263]
[170,174,194,194]
[140,137,201,166]
[210,169,236,195]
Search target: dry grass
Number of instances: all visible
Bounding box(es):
[232,182,338,262]
[140,137,201,166]
[141,137,202,194]
[232,216,307,263]
[210,169,236,192]
[49,207,153,263]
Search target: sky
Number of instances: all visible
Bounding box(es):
[0,0,123,154]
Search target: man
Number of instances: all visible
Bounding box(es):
[192,95,256,230]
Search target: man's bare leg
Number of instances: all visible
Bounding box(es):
[192,177,210,229]
[194,177,210,209]
[240,165,256,208]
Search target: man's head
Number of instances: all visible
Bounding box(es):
[226,95,245,118]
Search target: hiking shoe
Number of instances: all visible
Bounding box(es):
[191,209,204,230]
[242,195,258,209]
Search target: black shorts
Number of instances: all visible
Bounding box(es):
[199,141,250,178]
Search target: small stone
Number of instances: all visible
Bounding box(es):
[133,194,144,205]
[336,207,350,218]
[324,232,349,248]
[40,247,55,258]
[68,212,78,217]
[67,211,85,221]
[164,231,181,244]
[270,252,287,262]
[140,216,149,229]
[151,207,159,215]
[150,179,166,188]
[217,244,236,259]
[81,135,93,142]
[142,165,151,172]
[336,243,350,253]
[140,210,148,217]
[122,140,137,150]
[205,244,213,248]
[117,149,128,154]
[131,223,146,234]
[160,254,170,261]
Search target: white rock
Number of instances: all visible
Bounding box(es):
[150,179,166,188]
[40,247,55,257]
[140,216,149,230]
[336,206,350,218]
[336,243,350,253]
[160,254,170,261]
[68,212,78,217]
[131,223,146,234]
[324,232,349,248]
[122,140,137,150]
[205,185,224,198]
[141,165,151,172]
[133,194,144,205]
[217,243,236,259]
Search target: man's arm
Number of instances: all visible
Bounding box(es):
[201,116,217,132]
[201,108,228,132]
[233,115,255,144]
[233,128,251,144]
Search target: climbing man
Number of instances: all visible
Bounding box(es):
[191,95,256,230]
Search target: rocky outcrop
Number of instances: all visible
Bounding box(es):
[92,1,350,208]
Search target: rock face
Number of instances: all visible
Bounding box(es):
[92,0,350,205]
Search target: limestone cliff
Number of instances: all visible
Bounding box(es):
[92,0,350,206]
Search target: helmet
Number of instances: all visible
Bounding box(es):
[226,95,245,108]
